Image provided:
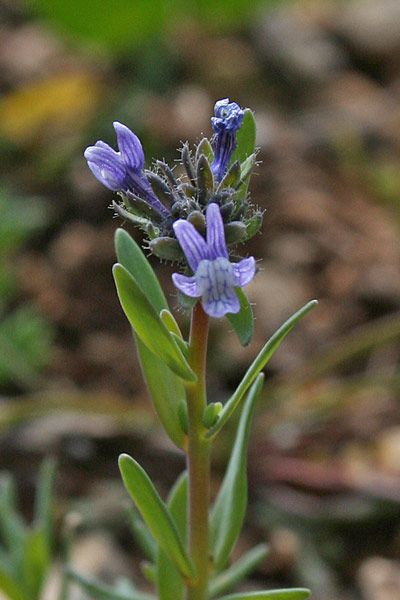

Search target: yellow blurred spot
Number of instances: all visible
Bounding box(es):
[0,72,101,144]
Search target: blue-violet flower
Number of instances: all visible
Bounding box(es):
[84,122,168,217]
[172,203,255,318]
[210,98,244,182]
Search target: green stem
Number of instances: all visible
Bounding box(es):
[185,301,210,600]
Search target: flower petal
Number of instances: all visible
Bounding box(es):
[202,286,240,318]
[171,273,199,297]
[84,143,126,190]
[113,122,145,171]
[173,220,209,272]
[206,203,228,260]
[233,257,256,287]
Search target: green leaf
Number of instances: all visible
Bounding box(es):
[207,300,318,438]
[135,335,187,448]
[156,472,187,600]
[33,457,56,551]
[0,566,25,600]
[209,544,269,598]
[127,507,157,563]
[211,374,264,569]
[0,475,26,561]
[119,454,195,579]
[67,569,155,600]
[217,590,311,600]
[115,229,188,447]
[229,109,256,167]
[227,289,254,347]
[159,309,183,338]
[22,528,49,599]
[115,228,167,314]
[113,264,195,382]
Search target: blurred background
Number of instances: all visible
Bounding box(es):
[0,0,400,598]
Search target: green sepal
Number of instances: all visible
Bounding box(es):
[112,201,150,230]
[67,569,156,600]
[226,289,254,347]
[211,374,264,569]
[209,544,269,599]
[115,230,188,447]
[197,153,214,204]
[156,472,188,600]
[216,590,311,600]
[233,152,257,204]
[229,109,256,167]
[196,137,214,164]
[119,455,195,579]
[224,222,247,244]
[113,264,195,382]
[218,160,241,192]
[177,290,198,310]
[149,237,184,261]
[243,212,263,242]
[207,300,318,438]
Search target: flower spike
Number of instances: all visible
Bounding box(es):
[172,203,255,318]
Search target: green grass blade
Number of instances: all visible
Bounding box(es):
[67,569,155,600]
[211,374,264,569]
[119,455,195,579]
[156,472,187,600]
[22,528,49,599]
[207,300,318,438]
[33,457,56,551]
[113,264,196,381]
[209,544,269,598]
[217,590,311,600]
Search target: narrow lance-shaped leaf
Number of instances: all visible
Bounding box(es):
[156,472,188,600]
[216,589,311,600]
[127,507,157,563]
[22,528,49,599]
[119,454,195,579]
[115,229,187,448]
[226,289,254,347]
[211,374,264,569]
[207,300,318,438]
[113,264,196,382]
[209,544,269,599]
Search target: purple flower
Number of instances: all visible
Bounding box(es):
[172,203,255,318]
[84,122,168,217]
[210,98,244,182]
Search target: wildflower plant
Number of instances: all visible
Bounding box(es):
[79,99,317,600]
